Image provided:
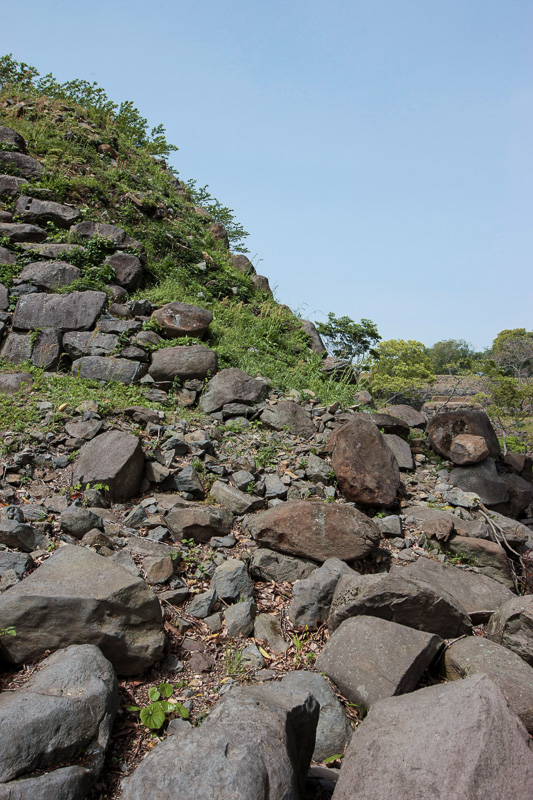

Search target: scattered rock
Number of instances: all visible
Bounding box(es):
[166,505,233,543]
[210,480,263,514]
[15,195,81,228]
[260,401,315,438]
[200,368,270,413]
[487,595,533,666]
[446,535,515,589]
[250,548,318,583]
[151,302,213,338]
[73,430,145,502]
[289,558,358,629]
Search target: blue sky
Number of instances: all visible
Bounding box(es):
[2,0,532,350]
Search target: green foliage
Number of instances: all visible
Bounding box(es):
[223,643,246,677]
[185,180,249,252]
[126,682,190,731]
[0,626,16,637]
[474,362,533,455]
[315,313,381,369]
[490,328,533,383]
[369,339,435,402]
[428,339,477,374]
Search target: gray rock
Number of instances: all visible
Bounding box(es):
[332,675,533,800]
[65,418,102,440]
[0,126,26,152]
[0,332,33,365]
[187,586,217,618]
[13,290,106,332]
[18,242,86,259]
[487,595,533,666]
[149,344,217,381]
[0,372,32,395]
[151,302,213,338]
[0,520,48,552]
[63,330,119,358]
[301,320,327,354]
[231,469,255,491]
[0,545,164,674]
[250,548,318,583]
[17,260,81,289]
[315,615,443,708]
[71,356,147,384]
[14,196,81,228]
[0,222,47,243]
[383,433,414,470]
[104,252,143,290]
[450,458,509,507]
[373,514,402,537]
[166,505,233,543]
[0,246,17,265]
[0,151,43,179]
[121,681,319,800]
[260,401,315,438]
[200,368,270,413]
[484,510,530,548]
[73,430,145,502]
[304,452,331,483]
[443,486,480,508]
[427,409,500,460]
[264,472,288,500]
[60,506,103,539]
[442,636,533,732]
[224,598,257,637]
[280,671,351,761]
[382,404,426,428]
[211,558,253,603]
[289,558,358,629]
[446,535,515,589]
[0,551,32,579]
[254,613,288,653]
[328,571,472,638]
[30,328,62,370]
[404,503,488,540]
[210,480,263,514]
[167,465,204,498]
[231,253,256,274]
[70,221,141,249]
[0,174,27,200]
[0,644,117,797]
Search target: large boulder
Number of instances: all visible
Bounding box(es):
[70,221,140,248]
[0,222,47,242]
[13,290,106,332]
[63,330,119,358]
[0,174,27,199]
[260,400,315,438]
[328,571,472,638]
[200,367,270,413]
[104,252,143,290]
[449,458,509,506]
[71,356,147,384]
[121,682,319,800]
[442,636,533,732]
[381,404,426,428]
[14,195,81,228]
[246,500,381,563]
[315,615,443,708]
[0,644,118,798]
[0,546,164,674]
[72,430,145,501]
[383,433,414,470]
[151,302,213,338]
[427,409,500,460]
[0,371,32,396]
[449,434,490,465]
[391,557,515,624]
[0,151,43,179]
[165,505,233,543]
[328,414,401,507]
[301,320,327,355]
[289,558,358,628]
[332,675,533,800]
[446,535,515,589]
[17,260,81,289]
[149,345,217,382]
[487,595,533,666]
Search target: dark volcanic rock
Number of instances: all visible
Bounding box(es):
[13,290,106,332]
[73,430,145,502]
[71,356,147,384]
[15,195,81,228]
[0,222,47,243]
[104,252,143,291]
[200,368,270,413]
[149,345,217,382]
[17,260,81,289]
[427,409,500,460]
[151,302,213,338]
[0,151,43,179]
[449,458,509,506]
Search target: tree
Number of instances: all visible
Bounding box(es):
[314,314,381,373]
[428,339,477,374]
[491,328,533,384]
[369,339,435,402]
[474,363,533,454]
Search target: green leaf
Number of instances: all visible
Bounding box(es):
[124,705,140,712]
[140,702,166,729]
[159,682,174,698]
[174,702,190,720]
[148,687,161,702]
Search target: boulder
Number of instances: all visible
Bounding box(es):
[19,242,86,259]
[63,330,119,358]
[0,222,47,243]
[0,174,27,199]
[446,535,515,589]
[60,506,103,539]
[31,328,62,370]
[442,636,533,732]
[151,302,213,338]
[391,557,515,624]
[382,404,426,428]
[0,644,118,798]
[254,613,288,653]
[0,332,32,365]
[247,500,381,563]
[315,615,443,707]
[403,503,487,540]
[328,571,472,638]
[71,356,147,384]
[166,505,233,543]
[210,480,263,514]
[0,125,27,152]
[0,519,49,552]
[260,400,315,438]
[149,344,217,382]
[301,320,327,355]
[72,430,145,502]
[449,434,490,465]
[289,558,358,628]
[328,415,401,507]
[487,595,533,666]
[332,675,533,800]
[0,372,32,395]
[250,548,318,583]
[427,409,500,459]
[492,473,533,518]
[14,196,81,228]
[383,433,414,470]
[121,682,319,800]
[200,367,270,413]
[449,458,509,506]
[210,220,229,247]
[70,221,139,248]
[13,290,106,332]
[224,598,256,637]
[0,151,43,179]
[104,252,143,290]
[211,558,253,603]
[231,253,255,274]
[0,545,164,674]
[0,245,17,264]
[17,260,81,289]
[370,412,410,437]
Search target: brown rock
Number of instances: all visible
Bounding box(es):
[447,535,515,589]
[382,404,426,428]
[151,302,212,339]
[427,409,500,460]
[200,368,270,413]
[449,434,490,465]
[148,345,217,382]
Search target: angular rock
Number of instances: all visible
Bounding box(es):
[0,222,47,243]
[404,503,487,539]
[383,433,414,470]
[492,473,533,518]
[210,480,263,514]
[231,253,255,274]
[17,260,81,289]
[0,519,48,552]
[151,302,213,339]
[250,548,318,583]
[0,245,17,264]
[0,545,164,674]
[13,290,106,332]
[304,452,331,483]
[224,598,256,637]
[0,332,32,364]
[166,505,233,544]
[0,644,118,796]
[487,595,533,666]
[60,506,103,539]
[70,221,139,248]
[447,535,515,589]
[260,400,315,438]
[484,510,530,548]
[332,675,533,800]
[187,586,217,618]
[0,125,27,152]
[166,465,204,498]
[31,328,62,370]
[254,613,288,653]
[0,151,43,179]
[328,571,472,637]
[247,500,381,563]
[212,558,253,603]
[449,458,509,507]
[449,433,490,465]
[19,241,86,259]
[149,344,217,382]
[0,174,27,200]
[301,320,327,355]
[0,551,32,579]
[442,636,533,732]
[382,404,426,428]
[104,252,143,291]
[370,412,410,437]
[63,330,119,358]
[328,415,400,507]
[289,558,358,629]
[71,356,147,384]
[427,409,500,459]
[121,682,319,800]
[391,557,515,624]
[0,371,32,395]
[315,615,443,707]
[200,367,270,413]
[73,430,145,502]
[15,196,81,228]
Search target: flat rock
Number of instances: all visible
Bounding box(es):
[151,301,212,338]
[260,401,315,438]
[442,636,533,732]
[315,615,443,707]
[250,548,318,583]
[391,557,515,624]
[19,242,86,259]
[17,260,81,289]
[71,356,147,384]
[247,499,381,563]
[13,290,106,332]
[449,458,509,506]
[332,675,533,800]
[328,571,472,637]
[63,330,119,358]
[382,404,426,428]
[0,222,47,243]
[328,414,400,507]
[383,433,414,470]
[166,505,233,543]
[0,245,17,264]
[0,371,32,395]
[447,535,515,589]
[211,558,253,602]
[73,430,145,502]
[0,545,164,674]
[200,367,270,413]
[210,480,263,514]
[149,344,217,382]
[487,595,533,666]
[70,221,140,248]
[0,174,27,199]
[0,151,43,179]
[14,195,80,228]
[427,409,500,460]
[0,519,48,552]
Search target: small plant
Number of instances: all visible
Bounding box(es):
[0,626,16,637]
[223,643,246,677]
[125,682,190,731]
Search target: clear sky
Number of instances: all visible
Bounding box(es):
[2,0,532,350]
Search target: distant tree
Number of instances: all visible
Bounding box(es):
[428,339,477,374]
[369,339,435,402]
[314,314,381,374]
[491,328,533,384]
[474,362,533,455]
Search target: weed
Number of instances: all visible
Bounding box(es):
[223,643,246,677]
[125,682,190,731]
